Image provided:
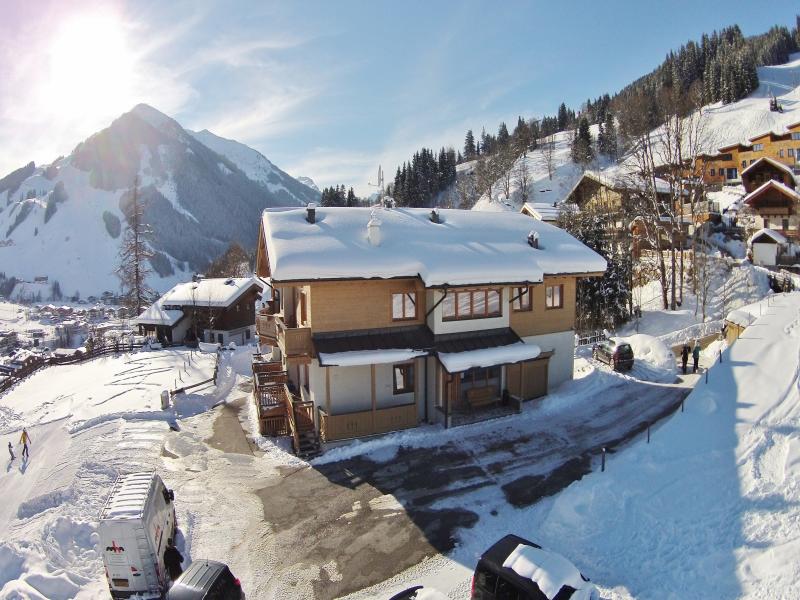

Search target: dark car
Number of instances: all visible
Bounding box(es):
[591,339,634,372]
[167,560,244,600]
[389,586,424,600]
[471,534,597,600]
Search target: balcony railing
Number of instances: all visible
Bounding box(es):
[276,317,312,358]
[318,403,417,442]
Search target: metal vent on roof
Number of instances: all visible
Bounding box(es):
[306,202,317,224]
[528,230,540,249]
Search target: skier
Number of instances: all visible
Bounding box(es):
[7,441,14,461]
[692,341,701,374]
[19,428,31,459]
[680,342,690,374]
[163,539,184,584]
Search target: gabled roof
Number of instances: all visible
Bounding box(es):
[743,179,800,208]
[135,302,184,327]
[520,202,576,222]
[261,207,606,286]
[748,228,787,245]
[159,277,260,308]
[741,156,795,178]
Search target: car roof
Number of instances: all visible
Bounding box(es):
[168,560,227,599]
[478,535,588,600]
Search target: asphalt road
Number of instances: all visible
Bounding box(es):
[255,373,694,599]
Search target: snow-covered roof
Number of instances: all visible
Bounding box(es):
[520,202,575,222]
[101,472,157,521]
[502,543,590,600]
[740,156,795,178]
[135,302,184,326]
[576,168,673,196]
[159,277,259,308]
[261,207,606,286]
[437,342,541,373]
[318,349,427,368]
[748,228,788,245]
[726,309,756,328]
[743,179,800,208]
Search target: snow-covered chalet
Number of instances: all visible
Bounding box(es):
[253,205,606,449]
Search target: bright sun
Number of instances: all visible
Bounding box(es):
[46,11,135,118]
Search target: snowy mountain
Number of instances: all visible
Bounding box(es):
[0,104,319,297]
[296,176,320,193]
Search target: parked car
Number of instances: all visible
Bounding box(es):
[591,339,634,371]
[167,560,245,600]
[471,534,597,600]
[98,472,176,599]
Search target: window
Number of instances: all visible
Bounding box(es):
[245,329,251,340]
[741,160,746,169]
[764,218,770,229]
[780,149,785,158]
[442,289,502,320]
[783,218,789,231]
[546,284,564,309]
[512,286,532,311]
[393,363,414,394]
[753,143,764,151]
[793,133,800,140]
[710,168,715,176]
[727,168,738,180]
[750,159,756,165]
[790,148,796,157]
[392,292,417,321]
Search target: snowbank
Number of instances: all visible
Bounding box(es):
[726,309,756,328]
[618,334,673,372]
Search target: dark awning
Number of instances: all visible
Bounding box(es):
[433,328,521,353]
[313,325,434,356]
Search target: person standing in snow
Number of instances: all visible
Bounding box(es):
[680,342,690,374]
[163,539,184,584]
[692,341,701,374]
[7,441,14,461]
[19,428,31,459]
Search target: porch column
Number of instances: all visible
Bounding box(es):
[371,364,376,431]
[325,367,331,415]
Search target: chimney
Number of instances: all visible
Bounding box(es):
[430,208,441,223]
[367,211,382,246]
[527,230,540,249]
[306,202,317,224]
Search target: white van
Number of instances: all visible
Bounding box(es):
[99,472,177,599]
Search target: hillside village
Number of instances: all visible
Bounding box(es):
[3,11,800,600]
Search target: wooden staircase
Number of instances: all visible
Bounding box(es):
[252,354,321,458]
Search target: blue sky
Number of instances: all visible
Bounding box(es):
[0,1,797,194]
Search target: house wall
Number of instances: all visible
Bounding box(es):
[742,162,795,193]
[308,279,425,333]
[426,288,510,335]
[509,277,577,337]
[328,364,372,413]
[520,330,575,389]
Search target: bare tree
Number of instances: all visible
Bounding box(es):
[116,178,156,315]
[542,134,556,180]
[499,147,516,201]
[454,171,479,209]
[475,154,501,203]
[513,158,531,204]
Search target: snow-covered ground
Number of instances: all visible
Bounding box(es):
[0,347,218,599]
[363,292,800,599]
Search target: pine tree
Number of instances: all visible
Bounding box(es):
[497,122,510,147]
[116,179,156,315]
[571,117,594,165]
[557,103,569,131]
[346,187,357,207]
[464,130,476,159]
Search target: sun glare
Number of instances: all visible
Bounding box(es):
[46,11,135,119]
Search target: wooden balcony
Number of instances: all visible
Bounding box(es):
[277,317,312,359]
[319,403,417,442]
[256,313,278,343]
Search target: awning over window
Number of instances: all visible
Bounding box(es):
[437,342,541,374]
[318,349,428,367]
